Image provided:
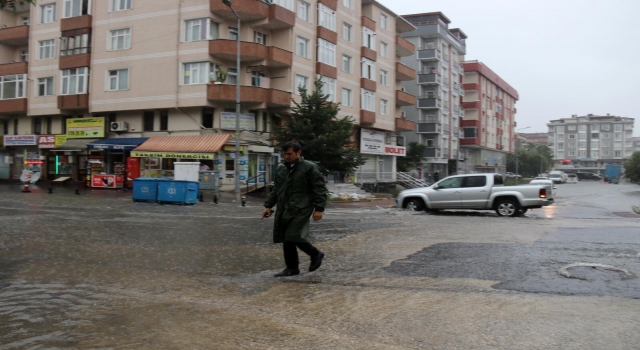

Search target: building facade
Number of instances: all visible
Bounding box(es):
[519,132,548,146]
[547,114,635,174]
[459,60,518,174]
[634,137,640,153]
[0,0,416,185]
[398,12,466,181]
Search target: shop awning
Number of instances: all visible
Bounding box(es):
[52,138,99,151]
[87,138,148,151]
[133,134,231,153]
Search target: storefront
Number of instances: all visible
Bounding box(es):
[86,138,148,188]
[2,135,41,182]
[49,138,99,183]
[357,128,405,182]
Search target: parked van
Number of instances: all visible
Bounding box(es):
[549,170,567,184]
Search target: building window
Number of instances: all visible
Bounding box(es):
[380,99,388,115]
[41,3,57,23]
[228,27,238,41]
[614,141,622,149]
[61,33,90,56]
[63,0,89,18]
[0,74,27,99]
[61,68,88,94]
[111,0,132,12]
[183,62,216,85]
[362,28,375,50]
[39,39,55,59]
[568,134,575,139]
[109,28,131,50]
[13,119,18,134]
[568,151,575,157]
[380,13,388,29]
[254,31,267,45]
[22,16,30,25]
[380,69,387,86]
[107,68,129,91]
[591,124,599,131]
[557,142,564,150]
[318,4,335,31]
[578,133,586,139]
[37,77,54,96]
[614,124,623,131]
[296,36,308,58]
[227,68,237,84]
[577,124,586,131]
[614,150,621,158]
[343,23,352,41]
[602,133,610,139]
[341,88,351,106]
[341,54,351,73]
[601,124,611,131]
[143,111,154,131]
[202,108,214,129]
[361,89,375,111]
[602,142,610,147]
[361,58,375,80]
[297,0,309,21]
[20,50,28,62]
[320,76,336,102]
[578,141,586,148]
[343,0,351,9]
[295,74,308,94]
[380,41,387,58]
[185,19,219,42]
[568,143,575,148]
[318,39,336,66]
[159,110,169,131]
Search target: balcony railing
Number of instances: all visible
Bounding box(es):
[423,147,441,158]
[417,122,441,133]
[417,97,441,109]
[0,25,29,46]
[417,48,441,60]
[417,73,441,85]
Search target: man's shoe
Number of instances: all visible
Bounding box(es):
[274,269,300,277]
[309,252,325,272]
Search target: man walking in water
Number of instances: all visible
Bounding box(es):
[262,141,328,277]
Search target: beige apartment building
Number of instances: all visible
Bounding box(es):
[0,0,416,186]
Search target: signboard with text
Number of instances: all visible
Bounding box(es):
[66,117,105,138]
[221,112,256,131]
[3,135,37,146]
[130,151,214,160]
[91,174,124,188]
[360,129,406,157]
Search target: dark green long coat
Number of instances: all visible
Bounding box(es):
[264,157,328,243]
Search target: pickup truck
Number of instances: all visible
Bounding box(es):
[396,174,552,217]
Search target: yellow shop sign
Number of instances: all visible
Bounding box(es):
[66,117,105,138]
[130,151,214,160]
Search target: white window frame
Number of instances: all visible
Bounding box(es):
[184,18,219,42]
[254,31,267,45]
[361,58,375,80]
[63,0,89,18]
[380,99,388,115]
[227,67,237,84]
[362,28,375,50]
[61,67,89,95]
[380,41,387,58]
[109,28,131,50]
[341,54,351,73]
[41,3,57,23]
[341,88,351,106]
[380,13,388,30]
[343,22,352,41]
[37,76,54,96]
[614,124,623,131]
[61,33,90,56]
[614,150,621,158]
[106,68,130,91]
[273,0,293,10]
[20,50,28,62]
[361,89,375,112]
[0,74,27,100]
[38,39,55,60]
[603,150,609,157]
[110,0,132,12]
[182,62,216,85]
[343,0,351,9]
[380,69,388,86]
[295,74,308,95]
[318,4,336,31]
[296,36,309,58]
[297,0,309,21]
[320,76,336,102]
[318,39,336,67]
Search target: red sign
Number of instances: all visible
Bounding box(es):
[38,135,56,148]
[384,146,406,156]
[91,174,124,188]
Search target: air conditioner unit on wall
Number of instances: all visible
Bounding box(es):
[110,121,128,132]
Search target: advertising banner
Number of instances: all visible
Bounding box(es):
[3,135,37,146]
[38,135,56,148]
[91,174,124,188]
[130,151,214,160]
[359,129,406,156]
[66,117,105,138]
[221,112,256,131]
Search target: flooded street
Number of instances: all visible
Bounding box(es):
[1,182,640,349]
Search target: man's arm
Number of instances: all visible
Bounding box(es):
[309,163,328,213]
[263,165,280,210]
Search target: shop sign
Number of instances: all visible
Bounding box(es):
[55,135,67,146]
[130,151,214,160]
[3,135,37,146]
[38,135,57,148]
[91,174,124,188]
[385,145,406,156]
[360,129,385,155]
[66,117,105,138]
[221,112,256,131]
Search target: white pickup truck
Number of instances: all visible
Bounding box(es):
[396,174,552,217]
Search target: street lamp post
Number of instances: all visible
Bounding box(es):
[223,0,241,202]
[515,126,531,184]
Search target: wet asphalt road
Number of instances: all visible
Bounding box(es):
[1,181,640,349]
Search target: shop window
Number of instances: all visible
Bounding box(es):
[160,110,168,131]
[202,108,214,129]
[143,111,154,131]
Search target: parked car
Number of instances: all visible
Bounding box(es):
[576,172,602,181]
[566,173,579,184]
[397,174,552,217]
[505,172,522,179]
[529,179,556,201]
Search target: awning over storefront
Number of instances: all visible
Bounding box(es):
[87,138,148,151]
[133,134,231,153]
[52,138,99,151]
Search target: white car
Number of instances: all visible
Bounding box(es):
[566,174,579,184]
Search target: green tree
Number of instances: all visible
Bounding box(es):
[270,78,365,174]
[624,151,640,182]
[0,0,34,10]
[507,144,553,177]
[397,142,427,172]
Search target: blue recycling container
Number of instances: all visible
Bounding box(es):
[132,178,160,202]
[157,180,199,205]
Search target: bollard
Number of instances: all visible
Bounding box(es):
[241,196,246,207]
[213,194,218,204]
[75,186,80,195]
[48,183,53,194]
[21,183,31,193]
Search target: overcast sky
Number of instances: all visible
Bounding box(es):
[378,0,640,136]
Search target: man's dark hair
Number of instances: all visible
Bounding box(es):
[282,141,301,152]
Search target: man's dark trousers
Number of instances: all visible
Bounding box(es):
[283,241,320,272]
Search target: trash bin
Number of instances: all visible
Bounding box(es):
[132,178,159,202]
[157,180,199,205]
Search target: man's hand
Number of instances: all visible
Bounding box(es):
[262,208,272,219]
[312,211,323,221]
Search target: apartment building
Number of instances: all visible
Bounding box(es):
[634,137,640,153]
[460,60,518,174]
[547,114,635,174]
[519,132,548,146]
[0,0,416,185]
[398,12,466,181]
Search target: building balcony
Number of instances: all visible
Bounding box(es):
[0,61,27,76]
[396,90,416,106]
[395,35,415,57]
[418,73,441,85]
[0,25,28,46]
[462,101,480,110]
[319,0,338,10]
[417,48,441,61]
[417,122,441,134]
[61,15,92,32]
[59,52,91,70]
[360,110,375,125]
[266,4,295,29]
[497,128,503,135]
[207,84,291,107]
[395,62,416,81]
[423,147,441,158]
[267,47,293,67]
[361,15,375,30]
[210,0,269,21]
[395,118,415,132]
[361,46,376,61]
[418,97,441,109]
[0,98,27,113]
[360,78,376,92]
[209,40,292,67]
[461,119,481,128]
[58,94,89,110]
[496,144,504,150]
[463,83,479,91]
[460,138,480,146]
[316,62,337,79]
[317,26,337,44]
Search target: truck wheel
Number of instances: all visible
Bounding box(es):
[515,208,528,216]
[405,199,424,211]
[495,199,519,217]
